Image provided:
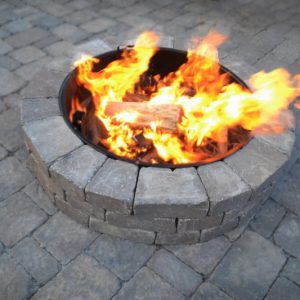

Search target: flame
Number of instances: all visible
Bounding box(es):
[71,31,300,164]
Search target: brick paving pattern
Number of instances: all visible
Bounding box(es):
[0,0,300,299]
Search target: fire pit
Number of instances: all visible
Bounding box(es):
[21,33,297,244]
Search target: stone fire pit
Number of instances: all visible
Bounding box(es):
[21,40,295,245]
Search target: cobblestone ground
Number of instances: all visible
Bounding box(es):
[0,0,300,299]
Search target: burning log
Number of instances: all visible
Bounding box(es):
[123,92,149,102]
[104,102,183,133]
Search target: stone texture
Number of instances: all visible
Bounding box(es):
[75,39,112,56]
[167,236,231,274]
[20,68,66,98]
[55,197,90,226]
[24,180,57,215]
[34,212,97,264]
[10,46,45,64]
[272,172,300,216]
[0,192,47,247]
[51,23,89,43]
[23,116,82,168]
[16,56,52,81]
[21,97,61,124]
[191,282,233,300]
[200,218,239,242]
[50,145,106,201]
[148,249,202,296]
[198,161,251,214]
[0,55,20,71]
[178,214,223,231]
[87,234,155,280]
[257,130,295,156]
[90,217,155,244]
[0,108,24,151]
[11,237,60,284]
[86,159,138,214]
[265,277,300,300]
[211,230,286,300]
[113,267,184,300]
[107,212,176,233]
[3,19,32,33]
[225,138,288,196]
[155,231,200,245]
[0,145,7,160]
[0,157,34,202]
[44,41,76,58]
[134,168,208,218]
[274,214,300,258]
[0,255,33,300]
[80,17,116,33]
[250,199,286,238]
[0,67,25,96]
[31,254,120,300]
[0,39,12,55]
[38,2,73,17]
[282,258,300,285]
[5,27,48,48]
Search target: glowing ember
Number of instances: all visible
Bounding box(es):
[70,31,300,165]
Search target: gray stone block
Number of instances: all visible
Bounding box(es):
[265,277,300,300]
[134,167,208,218]
[211,230,286,300]
[200,218,239,242]
[0,192,47,247]
[250,199,286,238]
[10,45,46,64]
[198,161,251,215]
[282,258,300,286]
[147,249,203,297]
[107,212,176,233]
[24,180,57,215]
[5,27,48,48]
[256,129,295,156]
[31,254,120,300]
[87,234,155,280]
[34,212,97,264]
[27,153,63,201]
[21,97,61,125]
[225,138,288,197]
[23,116,82,168]
[86,159,138,214]
[274,213,300,258]
[20,68,66,98]
[11,237,60,285]
[55,197,89,226]
[0,67,25,96]
[113,267,184,300]
[0,107,23,151]
[50,145,106,202]
[75,38,112,56]
[178,214,223,231]
[167,236,231,274]
[89,217,155,244]
[0,156,34,201]
[0,255,33,300]
[191,282,234,300]
[272,171,300,216]
[155,231,200,245]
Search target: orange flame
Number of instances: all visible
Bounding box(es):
[72,31,300,164]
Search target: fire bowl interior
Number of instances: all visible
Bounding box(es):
[59,47,252,168]
[21,40,296,245]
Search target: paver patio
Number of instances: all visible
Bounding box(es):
[0,0,300,299]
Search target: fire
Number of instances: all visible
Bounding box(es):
[71,31,300,165]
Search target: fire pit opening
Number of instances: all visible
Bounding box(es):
[59,46,252,168]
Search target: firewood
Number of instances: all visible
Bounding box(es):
[123,92,149,102]
[104,102,182,133]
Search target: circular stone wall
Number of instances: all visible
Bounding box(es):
[20,40,296,245]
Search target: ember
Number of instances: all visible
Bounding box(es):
[66,31,300,166]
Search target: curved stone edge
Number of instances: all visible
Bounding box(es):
[20,44,296,245]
